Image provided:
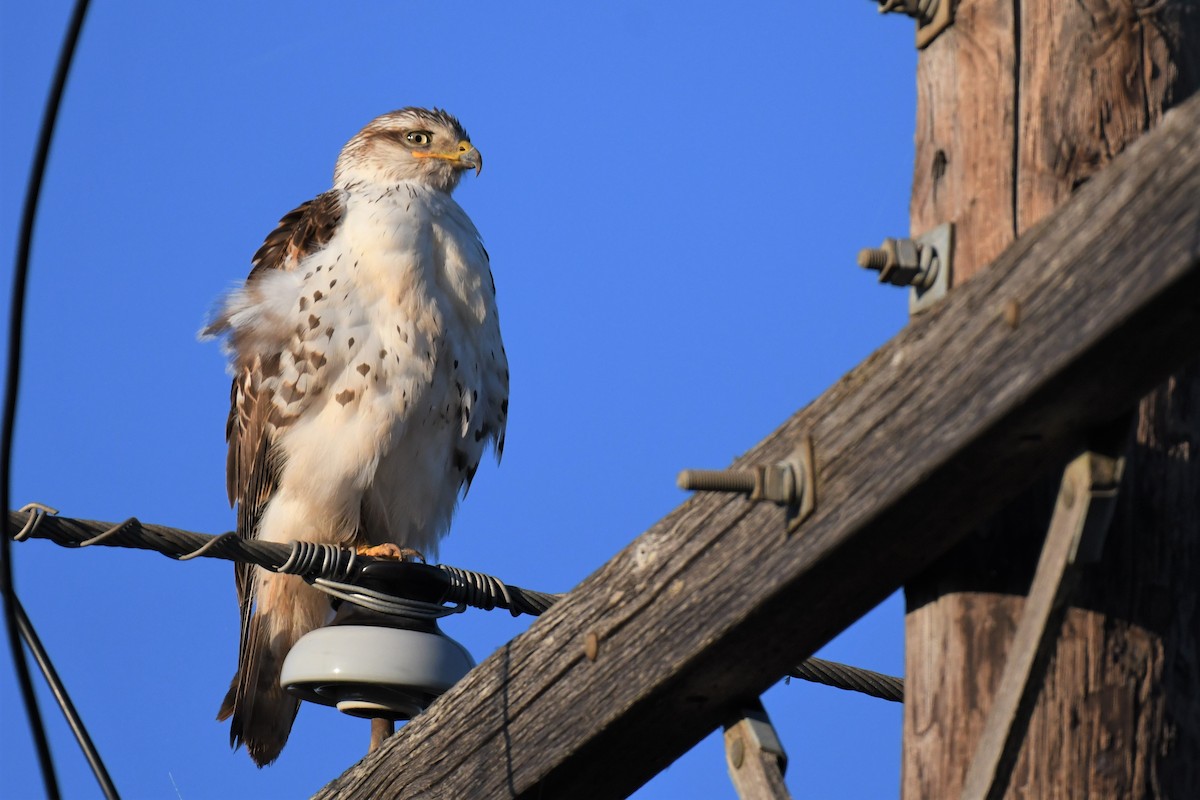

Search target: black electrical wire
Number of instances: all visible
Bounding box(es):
[3,2,93,798]
[13,597,119,800]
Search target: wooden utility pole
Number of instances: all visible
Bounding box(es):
[903,2,1200,797]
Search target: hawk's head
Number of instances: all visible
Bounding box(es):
[334,107,482,194]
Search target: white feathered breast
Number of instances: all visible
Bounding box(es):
[219,180,507,557]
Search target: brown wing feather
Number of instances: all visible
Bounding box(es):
[225,190,343,538]
[248,189,345,281]
[216,190,343,754]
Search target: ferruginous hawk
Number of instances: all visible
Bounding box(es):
[204,107,508,766]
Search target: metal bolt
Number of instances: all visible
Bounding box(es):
[857,236,939,290]
[676,468,757,495]
[678,464,800,506]
[678,439,817,533]
[728,733,745,769]
[876,0,940,24]
[857,247,890,271]
[1002,299,1021,329]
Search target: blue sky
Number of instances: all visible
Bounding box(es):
[2,2,917,797]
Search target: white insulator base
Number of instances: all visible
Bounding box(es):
[280,624,475,720]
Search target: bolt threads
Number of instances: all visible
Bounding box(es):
[677,469,756,494]
[857,247,891,271]
[857,237,933,288]
[678,439,815,529]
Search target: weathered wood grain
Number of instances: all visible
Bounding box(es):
[723,703,791,800]
[1017,0,1200,232]
[904,3,1200,798]
[910,0,1016,279]
[960,450,1125,800]
[727,749,790,800]
[314,92,1200,800]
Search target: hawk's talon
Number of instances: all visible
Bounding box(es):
[356,543,425,563]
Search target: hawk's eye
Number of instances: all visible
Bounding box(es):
[405,131,432,146]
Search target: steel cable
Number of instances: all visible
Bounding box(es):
[12,506,904,704]
[789,656,904,702]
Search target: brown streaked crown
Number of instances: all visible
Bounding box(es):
[334,107,478,193]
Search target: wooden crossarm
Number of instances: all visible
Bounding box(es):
[315,93,1200,800]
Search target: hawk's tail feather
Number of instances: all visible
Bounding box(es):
[218,573,324,767]
[216,647,298,766]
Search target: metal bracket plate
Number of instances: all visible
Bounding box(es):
[909,222,953,315]
[916,0,955,49]
[784,436,816,534]
[961,446,1126,800]
[724,699,789,798]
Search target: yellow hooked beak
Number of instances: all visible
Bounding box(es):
[412,140,483,176]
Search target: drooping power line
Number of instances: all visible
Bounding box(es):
[3,2,95,798]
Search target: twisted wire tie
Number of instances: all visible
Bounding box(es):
[312,578,464,620]
[79,518,141,548]
[276,541,359,581]
[177,531,243,561]
[443,565,518,616]
[14,503,57,541]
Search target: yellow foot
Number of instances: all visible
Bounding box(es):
[356,543,425,563]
